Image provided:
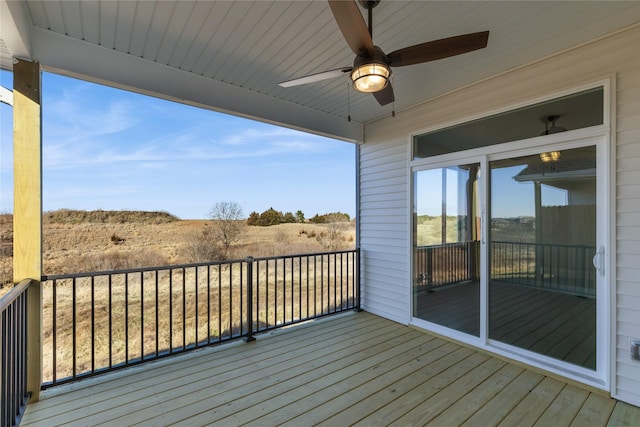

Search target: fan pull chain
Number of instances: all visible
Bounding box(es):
[392,76,396,117]
[347,81,351,122]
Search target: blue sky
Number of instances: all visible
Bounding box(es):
[415,165,567,218]
[1,70,355,219]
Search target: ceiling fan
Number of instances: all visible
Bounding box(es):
[279,0,490,106]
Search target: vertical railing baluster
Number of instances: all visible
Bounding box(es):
[298,256,302,320]
[229,262,233,337]
[125,273,129,364]
[356,248,361,311]
[256,261,261,332]
[72,277,77,378]
[340,252,344,310]
[238,262,242,335]
[52,279,57,384]
[155,270,159,357]
[283,258,287,324]
[108,275,113,369]
[266,260,270,328]
[346,252,350,308]
[245,257,255,342]
[169,269,173,353]
[195,267,199,347]
[217,264,222,342]
[8,304,15,426]
[207,265,211,344]
[91,275,95,374]
[182,267,186,350]
[140,271,144,361]
[321,255,324,315]
[305,255,311,317]
[333,253,338,313]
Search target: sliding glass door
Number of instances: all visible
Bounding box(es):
[489,146,597,370]
[413,162,481,336]
[412,144,602,372]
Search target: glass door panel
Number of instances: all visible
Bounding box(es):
[413,163,481,336]
[489,146,597,369]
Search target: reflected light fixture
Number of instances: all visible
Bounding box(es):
[351,49,391,93]
[539,115,566,162]
[540,115,567,135]
[540,151,561,162]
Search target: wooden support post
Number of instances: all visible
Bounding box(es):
[13,58,42,402]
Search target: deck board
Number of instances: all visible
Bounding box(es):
[20,311,640,427]
[416,281,597,369]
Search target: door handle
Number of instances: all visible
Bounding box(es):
[592,246,605,277]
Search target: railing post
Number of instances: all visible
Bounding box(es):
[244,257,255,342]
[25,280,41,403]
[356,248,362,312]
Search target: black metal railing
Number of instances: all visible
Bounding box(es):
[415,241,480,290]
[415,240,595,297]
[491,241,596,297]
[1,279,31,427]
[40,249,359,388]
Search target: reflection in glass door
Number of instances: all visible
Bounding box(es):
[489,146,597,370]
[413,163,481,336]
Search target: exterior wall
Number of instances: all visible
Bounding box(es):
[359,24,640,405]
[359,139,410,324]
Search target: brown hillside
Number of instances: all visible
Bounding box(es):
[0,211,355,294]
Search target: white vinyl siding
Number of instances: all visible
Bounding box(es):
[359,138,410,325]
[359,24,640,406]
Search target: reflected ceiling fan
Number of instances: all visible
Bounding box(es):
[279,0,490,106]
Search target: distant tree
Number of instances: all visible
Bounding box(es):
[315,212,350,251]
[295,210,305,223]
[247,211,260,226]
[283,212,296,223]
[309,212,350,224]
[258,208,283,226]
[208,201,246,254]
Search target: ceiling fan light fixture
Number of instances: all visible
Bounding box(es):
[540,151,561,162]
[351,61,390,93]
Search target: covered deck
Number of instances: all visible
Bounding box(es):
[20,311,639,426]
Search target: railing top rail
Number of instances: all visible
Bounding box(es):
[0,278,32,312]
[417,241,478,249]
[491,241,596,249]
[41,258,247,281]
[252,249,357,263]
[41,249,359,281]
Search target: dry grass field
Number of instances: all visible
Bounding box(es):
[1,211,355,290]
[1,211,357,383]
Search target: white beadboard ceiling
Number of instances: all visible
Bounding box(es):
[1,0,639,141]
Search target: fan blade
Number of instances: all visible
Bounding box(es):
[387,31,489,67]
[373,82,394,106]
[328,0,375,57]
[279,67,351,88]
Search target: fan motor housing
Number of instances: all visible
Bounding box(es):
[358,0,381,9]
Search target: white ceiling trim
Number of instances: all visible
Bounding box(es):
[0,85,13,106]
[0,0,32,68]
[31,27,364,143]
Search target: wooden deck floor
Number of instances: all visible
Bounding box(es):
[416,281,596,369]
[21,311,639,426]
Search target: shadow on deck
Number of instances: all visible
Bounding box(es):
[20,311,639,426]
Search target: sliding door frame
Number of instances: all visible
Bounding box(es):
[409,128,611,389]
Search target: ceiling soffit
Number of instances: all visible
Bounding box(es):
[1,1,639,140]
